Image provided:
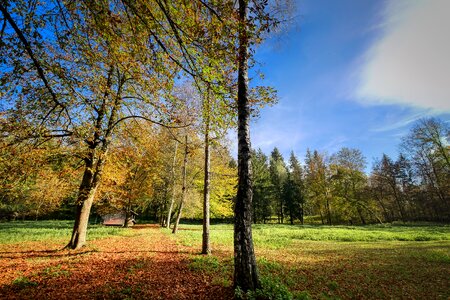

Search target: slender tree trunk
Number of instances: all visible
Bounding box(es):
[319,210,324,225]
[172,136,188,234]
[326,198,332,225]
[280,198,284,224]
[234,0,260,291]
[166,141,179,229]
[202,95,211,254]
[300,202,304,225]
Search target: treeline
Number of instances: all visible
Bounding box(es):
[1,118,448,226]
[0,122,237,222]
[253,118,450,224]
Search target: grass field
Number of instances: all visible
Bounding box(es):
[165,223,450,299]
[0,220,134,244]
[0,221,449,299]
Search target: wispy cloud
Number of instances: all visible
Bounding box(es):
[370,109,430,132]
[357,0,450,111]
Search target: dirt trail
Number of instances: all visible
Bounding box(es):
[0,224,233,299]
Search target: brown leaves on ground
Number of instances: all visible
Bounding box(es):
[0,225,233,299]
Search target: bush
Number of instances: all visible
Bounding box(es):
[234,275,308,300]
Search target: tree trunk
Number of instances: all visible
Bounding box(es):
[280,199,284,224]
[326,198,332,225]
[234,0,260,292]
[356,206,366,225]
[67,65,119,249]
[67,154,101,250]
[172,135,188,234]
[300,203,304,225]
[202,97,211,255]
[166,141,179,229]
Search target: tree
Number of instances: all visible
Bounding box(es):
[233,0,259,290]
[165,140,179,228]
[401,118,450,221]
[1,0,187,249]
[269,148,287,223]
[305,149,332,225]
[329,148,377,224]
[0,139,77,220]
[172,135,189,234]
[285,151,305,224]
[251,149,273,223]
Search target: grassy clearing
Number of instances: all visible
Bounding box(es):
[168,223,450,249]
[1,221,449,299]
[167,223,450,299]
[0,220,134,244]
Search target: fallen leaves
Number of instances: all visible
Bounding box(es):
[0,225,232,299]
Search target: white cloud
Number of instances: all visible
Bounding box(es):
[358,0,450,111]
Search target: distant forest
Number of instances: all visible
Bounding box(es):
[1,117,448,224]
[252,118,449,225]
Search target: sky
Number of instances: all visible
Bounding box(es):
[247,0,450,170]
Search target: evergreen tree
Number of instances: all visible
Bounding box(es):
[269,148,287,223]
[251,149,273,223]
[285,151,305,224]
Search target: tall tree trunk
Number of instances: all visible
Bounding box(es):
[234,0,260,291]
[202,94,211,255]
[172,135,188,234]
[67,153,101,249]
[166,141,179,229]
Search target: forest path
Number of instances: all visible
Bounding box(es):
[0,224,232,299]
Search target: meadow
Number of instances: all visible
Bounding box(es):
[0,221,449,299]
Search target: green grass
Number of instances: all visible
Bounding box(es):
[165,223,450,299]
[0,220,133,244]
[2,220,449,299]
[166,223,450,249]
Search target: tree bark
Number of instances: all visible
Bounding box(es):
[68,166,96,249]
[234,0,260,292]
[202,92,211,255]
[166,141,179,229]
[172,135,188,234]
[67,151,102,249]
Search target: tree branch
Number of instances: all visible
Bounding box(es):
[0,2,64,111]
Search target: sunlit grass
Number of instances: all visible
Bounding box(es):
[0,220,133,244]
[165,223,450,249]
[167,223,450,299]
[1,220,449,299]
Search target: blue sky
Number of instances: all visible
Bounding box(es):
[249,0,450,170]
